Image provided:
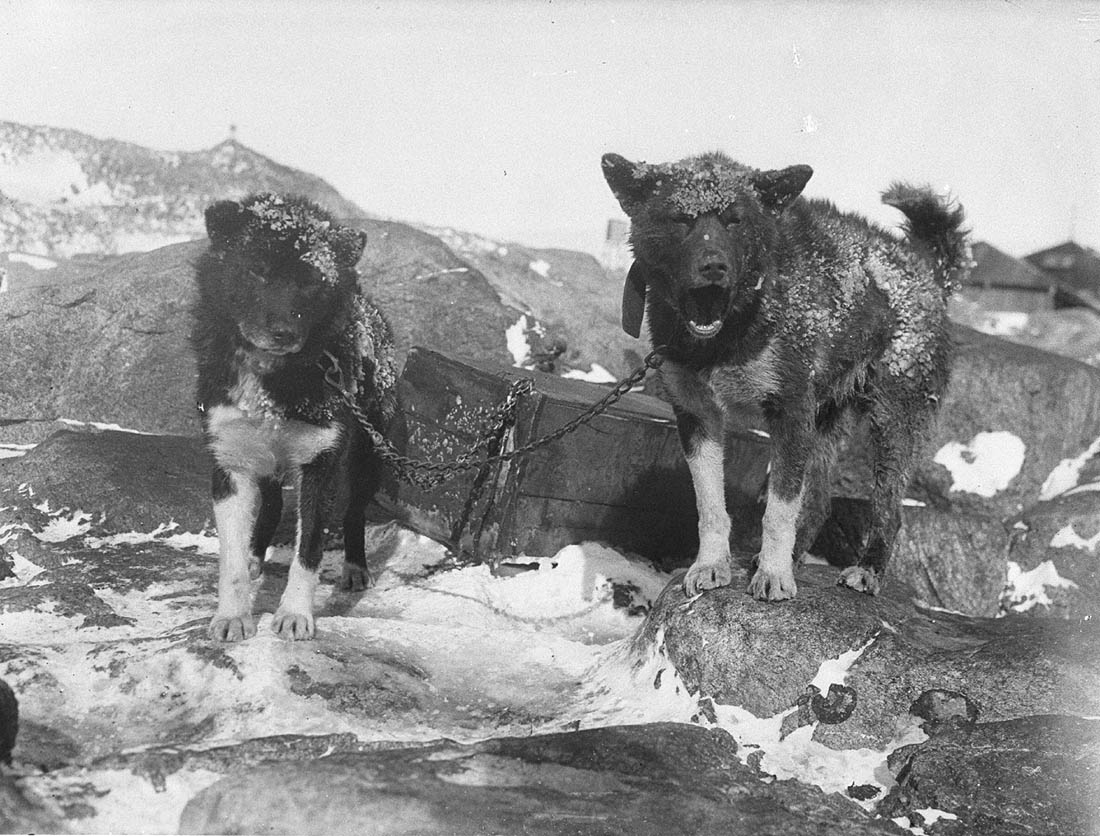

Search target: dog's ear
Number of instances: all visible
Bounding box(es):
[621,261,648,338]
[753,165,813,214]
[602,153,657,215]
[204,200,248,249]
[332,227,367,268]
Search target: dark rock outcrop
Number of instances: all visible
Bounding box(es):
[880,715,1100,836]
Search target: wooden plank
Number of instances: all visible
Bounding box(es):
[378,347,772,565]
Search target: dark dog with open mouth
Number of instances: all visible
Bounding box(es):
[603,152,968,600]
[192,193,397,641]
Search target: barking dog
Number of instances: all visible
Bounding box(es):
[603,152,968,600]
[192,193,397,641]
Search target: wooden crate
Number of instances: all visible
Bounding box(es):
[375,347,771,566]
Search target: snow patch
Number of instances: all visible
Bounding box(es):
[933,431,1025,497]
[84,522,219,555]
[505,314,532,366]
[7,251,57,270]
[1002,560,1079,613]
[1050,522,1100,552]
[35,508,94,542]
[1040,435,1100,500]
[528,259,551,278]
[0,442,35,459]
[973,311,1029,336]
[561,363,617,384]
[58,418,158,435]
[0,148,90,204]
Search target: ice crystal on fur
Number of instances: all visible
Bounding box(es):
[632,154,753,216]
[242,193,341,283]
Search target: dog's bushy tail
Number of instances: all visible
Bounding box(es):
[882,182,971,293]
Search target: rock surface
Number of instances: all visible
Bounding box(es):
[177,724,900,836]
[1004,491,1100,619]
[640,561,1100,751]
[916,325,1100,517]
[880,715,1100,836]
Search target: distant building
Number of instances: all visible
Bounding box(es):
[600,218,632,270]
[960,241,1055,313]
[1026,240,1100,310]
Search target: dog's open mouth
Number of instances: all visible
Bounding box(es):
[682,285,730,339]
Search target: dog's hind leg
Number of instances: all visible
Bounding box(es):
[793,401,850,561]
[210,465,261,641]
[839,395,927,595]
[339,450,381,592]
[249,477,283,580]
[272,457,331,640]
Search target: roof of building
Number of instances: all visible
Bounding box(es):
[968,241,1052,291]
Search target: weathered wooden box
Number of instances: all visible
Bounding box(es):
[376,347,771,566]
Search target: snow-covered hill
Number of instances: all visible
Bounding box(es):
[0,121,367,257]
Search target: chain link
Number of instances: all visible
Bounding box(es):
[321,348,666,491]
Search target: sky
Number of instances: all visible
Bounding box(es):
[1,0,1098,257]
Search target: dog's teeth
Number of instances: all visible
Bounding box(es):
[688,319,723,336]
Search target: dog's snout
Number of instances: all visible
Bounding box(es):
[266,317,300,345]
[697,252,730,284]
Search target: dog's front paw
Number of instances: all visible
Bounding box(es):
[837,566,881,596]
[748,566,798,601]
[339,564,373,592]
[209,613,256,642]
[272,609,316,640]
[683,556,733,596]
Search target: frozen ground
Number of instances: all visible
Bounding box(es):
[2,515,933,833]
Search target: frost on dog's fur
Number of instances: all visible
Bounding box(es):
[603,151,969,601]
[191,192,396,642]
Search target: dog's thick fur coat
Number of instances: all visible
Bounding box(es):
[192,193,397,640]
[603,152,968,600]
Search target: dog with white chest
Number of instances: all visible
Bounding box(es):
[191,193,397,641]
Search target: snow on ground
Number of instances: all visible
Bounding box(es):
[0,148,94,204]
[0,515,927,830]
[561,363,618,384]
[933,430,1026,497]
[1040,434,1100,500]
[1001,559,1080,613]
[7,251,57,270]
[57,418,159,435]
[0,442,35,459]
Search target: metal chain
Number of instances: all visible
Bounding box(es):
[321,347,667,491]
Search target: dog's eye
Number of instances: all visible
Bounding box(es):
[718,207,741,226]
[669,212,695,226]
[246,269,268,285]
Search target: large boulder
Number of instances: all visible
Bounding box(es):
[430,226,643,377]
[0,428,211,537]
[0,223,644,441]
[639,562,1100,752]
[0,227,530,438]
[835,326,1100,519]
[914,326,1100,517]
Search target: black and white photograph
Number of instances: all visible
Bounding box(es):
[1,1,1098,833]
